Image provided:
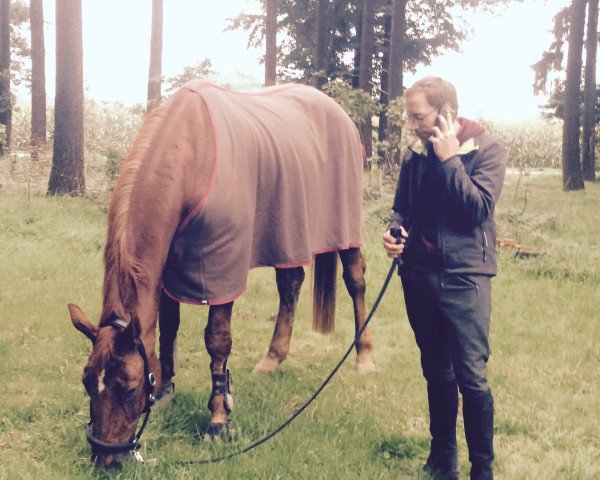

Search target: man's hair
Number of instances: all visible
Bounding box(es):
[404,76,458,113]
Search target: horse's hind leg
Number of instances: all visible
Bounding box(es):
[157,291,181,404]
[204,302,235,441]
[253,267,305,374]
[339,248,376,373]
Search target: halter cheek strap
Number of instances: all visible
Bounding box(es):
[86,316,156,459]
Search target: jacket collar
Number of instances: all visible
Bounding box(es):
[409,137,479,156]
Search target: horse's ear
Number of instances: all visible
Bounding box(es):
[114,316,139,354]
[68,303,99,344]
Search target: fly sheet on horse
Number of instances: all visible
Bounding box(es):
[162,81,364,305]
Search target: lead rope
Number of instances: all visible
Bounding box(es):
[174,258,399,466]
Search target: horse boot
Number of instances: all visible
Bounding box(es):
[155,353,176,406]
[423,380,460,480]
[463,390,494,480]
[203,369,237,443]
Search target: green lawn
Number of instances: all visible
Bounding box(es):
[0,169,598,479]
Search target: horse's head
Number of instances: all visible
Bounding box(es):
[68,304,156,469]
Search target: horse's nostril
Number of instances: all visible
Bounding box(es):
[91,453,124,471]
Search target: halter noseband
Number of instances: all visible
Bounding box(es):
[86,316,156,459]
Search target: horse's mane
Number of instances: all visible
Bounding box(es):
[101,106,167,322]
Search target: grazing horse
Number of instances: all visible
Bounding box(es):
[68,81,374,468]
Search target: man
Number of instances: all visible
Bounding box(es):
[382,76,507,480]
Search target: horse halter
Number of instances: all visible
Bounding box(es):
[85,317,156,460]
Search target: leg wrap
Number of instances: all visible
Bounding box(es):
[210,369,234,413]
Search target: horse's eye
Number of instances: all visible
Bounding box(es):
[123,388,136,403]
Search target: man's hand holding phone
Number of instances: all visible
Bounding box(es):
[430,107,459,162]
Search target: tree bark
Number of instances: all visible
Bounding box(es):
[48,0,84,195]
[265,0,277,86]
[562,0,586,191]
[388,0,406,101]
[359,0,375,159]
[30,0,47,151]
[147,0,163,112]
[352,1,362,89]
[314,0,330,89]
[378,5,392,144]
[0,0,11,155]
[582,0,598,181]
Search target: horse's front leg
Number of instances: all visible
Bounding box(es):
[156,291,180,405]
[204,302,235,441]
[253,267,305,373]
[339,248,376,373]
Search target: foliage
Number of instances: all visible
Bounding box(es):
[227,0,514,85]
[322,79,381,125]
[7,0,31,88]
[163,58,215,96]
[532,6,569,96]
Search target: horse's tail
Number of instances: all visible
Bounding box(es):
[312,251,337,334]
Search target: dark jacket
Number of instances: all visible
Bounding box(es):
[390,128,508,276]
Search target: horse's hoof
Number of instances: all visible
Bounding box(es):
[155,380,175,407]
[252,356,280,374]
[200,421,237,443]
[356,358,377,374]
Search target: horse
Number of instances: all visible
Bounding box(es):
[68,81,375,469]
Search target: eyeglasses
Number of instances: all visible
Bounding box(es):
[404,109,438,124]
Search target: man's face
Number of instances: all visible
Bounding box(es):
[404,91,438,144]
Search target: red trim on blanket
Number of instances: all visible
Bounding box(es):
[161,243,363,307]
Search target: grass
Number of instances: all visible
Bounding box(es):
[1,156,599,478]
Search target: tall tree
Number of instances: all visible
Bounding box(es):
[582,0,598,181]
[562,0,586,191]
[265,0,277,86]
[147,0,163,111]
[351,1,362,89]
[388,0,406,102]
[314,0,330,89]
[358,0,375,158]
[48,0,84,195]
[0,0,11,155]
[377,3,392,144]
[30,0,46,150]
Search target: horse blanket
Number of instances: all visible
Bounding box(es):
[162,81,364,305]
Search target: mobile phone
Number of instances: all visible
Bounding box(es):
[435,107,454,127]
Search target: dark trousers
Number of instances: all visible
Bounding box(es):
[401,270,495,479]
[400,270,492,394]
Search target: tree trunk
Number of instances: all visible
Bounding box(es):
[147,0,163,112]
[0,0,11,155]
[562,0,586,191]
[582,0,598,181]
[359,0,375,159]
[314,0,330,89]
[48,0,84,195]
[265,0,277,86]
[386,0,406,166]
[378,6,392,144]
[352,1,362,89]
[388,0,406,101]
[30,0,47,151]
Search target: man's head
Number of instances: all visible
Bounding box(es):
[404,76,459,143]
